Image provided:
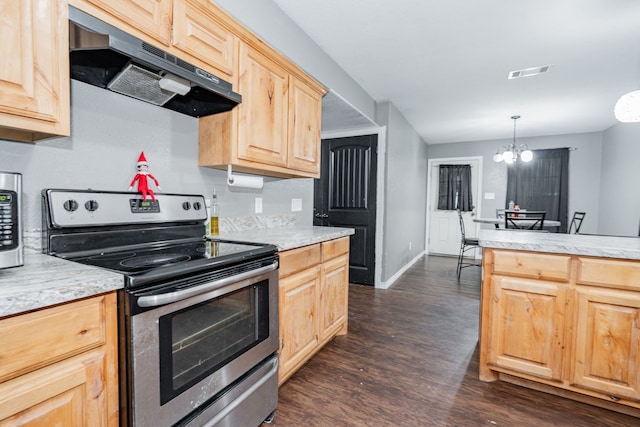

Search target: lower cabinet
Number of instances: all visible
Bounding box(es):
[0,293,118,426]
[278,237,350,384]
[480,248,640,414]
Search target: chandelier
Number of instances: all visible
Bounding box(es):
[493,115,533,163]
[614,90,640,123]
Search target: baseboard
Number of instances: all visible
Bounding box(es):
[377,250,426,289]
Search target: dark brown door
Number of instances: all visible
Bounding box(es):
[314,134,377,285]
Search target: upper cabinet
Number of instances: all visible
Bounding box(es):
[0,0,70,143]
[172,0,237,80]
[69,0,172,46]
[199,39,325,178]
[5,0,325,177]
[236,44,289,168]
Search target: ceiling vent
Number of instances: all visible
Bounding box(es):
[508,65,552,80]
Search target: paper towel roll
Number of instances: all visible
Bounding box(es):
[227,164,264,189]
[227,174,263,189]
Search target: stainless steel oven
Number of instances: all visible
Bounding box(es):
[42,189,279,427]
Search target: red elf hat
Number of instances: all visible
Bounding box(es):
[137,151,148,166]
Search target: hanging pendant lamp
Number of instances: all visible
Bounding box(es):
[493,115,533,163]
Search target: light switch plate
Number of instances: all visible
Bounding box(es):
[484,192,495,200]
[291,198,302,212]
[255,197,263,213]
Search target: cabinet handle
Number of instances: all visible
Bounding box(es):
[609,395,621,402]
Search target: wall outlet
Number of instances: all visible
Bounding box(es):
[255,197,263,214]
[409,241,412,251]
[291,198,302,212]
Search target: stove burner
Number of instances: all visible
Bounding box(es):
[120,254,191,269]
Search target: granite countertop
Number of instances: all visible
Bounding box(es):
[0,253,124,318]
[479,229,640,260]
[0,225,353,318]
[217,225,354,251]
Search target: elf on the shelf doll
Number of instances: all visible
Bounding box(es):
[129,151,161,201]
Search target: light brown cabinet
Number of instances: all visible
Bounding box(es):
[480,248,640,415]
[0,0,70,143]
[172,0,238,80]
[278,237,350,384]
[199,39,325,179]
[0,293,119,426]
[69,0,172,46]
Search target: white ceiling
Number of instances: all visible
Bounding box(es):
[273,0,640,144]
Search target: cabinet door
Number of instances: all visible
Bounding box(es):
[0,0,70,141]
[279,266,320,381]
[172,0,236,78]
[319,254,349,341]
[237,43,288,167]
[488,275,568,381]
[572,287,640,401]
[76,0,172,45]
[287,76,321,175]
[0,350,113,426]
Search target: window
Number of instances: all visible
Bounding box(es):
[506,148,569,232]
[438,164,473,211]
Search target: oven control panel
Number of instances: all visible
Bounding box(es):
[130,199,161,213]
[44,189,207,227]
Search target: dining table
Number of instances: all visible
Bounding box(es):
[473,217,562,230]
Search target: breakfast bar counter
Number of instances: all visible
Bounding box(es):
[477,230,640,417]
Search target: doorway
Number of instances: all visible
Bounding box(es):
[426,157,483,257]
[314,134,378,285]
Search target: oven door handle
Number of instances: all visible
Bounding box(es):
[137,260,279,307]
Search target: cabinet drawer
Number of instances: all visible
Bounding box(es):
[322,237,350,262]
[279,244,321,278]
[577,257,640,291]
[0,295,108,383]
[492,250,571,282]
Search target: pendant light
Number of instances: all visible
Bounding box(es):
[614,90,640,123]
[493,115,533,163]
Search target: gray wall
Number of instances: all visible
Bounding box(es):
[600,123,640,236]
[0,81,314,230]
[376,102,428,282]
[427,131,604,235]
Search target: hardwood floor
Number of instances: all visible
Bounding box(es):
[269,255,639,426]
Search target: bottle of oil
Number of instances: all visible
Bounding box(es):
[210,190,220,236]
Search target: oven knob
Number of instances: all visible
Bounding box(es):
[182,201,191,210]
[63,199,79,212]
[193,201,202,210]
[85,200,99,212]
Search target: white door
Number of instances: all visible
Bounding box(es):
[427,157,482,256]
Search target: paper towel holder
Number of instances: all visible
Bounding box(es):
[227,164,264,189]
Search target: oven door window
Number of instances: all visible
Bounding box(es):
[158,280,270,404]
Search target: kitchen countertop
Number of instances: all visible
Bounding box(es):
[217,225,355,251]
[0,226,354,318]
[0,253,124,318]
[479,229,640,260]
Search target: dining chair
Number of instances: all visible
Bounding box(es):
[505,211,546,230]
[457,209,480,280]
[568,211,586,234]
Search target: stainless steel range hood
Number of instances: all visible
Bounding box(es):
[69,6,241,117]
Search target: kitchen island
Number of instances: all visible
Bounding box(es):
[478,230,640,417]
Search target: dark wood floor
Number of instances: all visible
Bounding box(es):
[268,255,639,426]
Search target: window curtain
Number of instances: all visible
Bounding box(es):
[438,164,473,211]
[506,148,569,232]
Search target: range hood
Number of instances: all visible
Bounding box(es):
[69,6,241,117]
